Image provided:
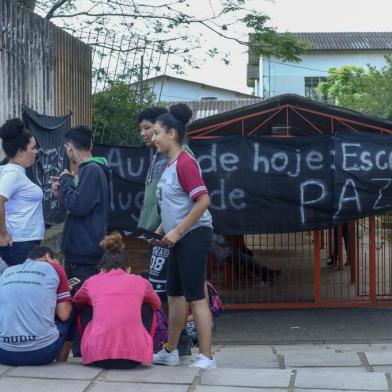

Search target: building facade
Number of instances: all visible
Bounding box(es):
[247,32,392,100]
[138,75,255,102]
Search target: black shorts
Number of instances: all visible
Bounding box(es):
[166,226,212,302]
[148,245,170,301]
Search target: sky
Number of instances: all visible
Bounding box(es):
[183,0,392,94]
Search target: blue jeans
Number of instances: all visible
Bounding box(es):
[0,240,41,266]
[0,319,72,366]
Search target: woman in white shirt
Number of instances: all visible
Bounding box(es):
[0,118,44,266]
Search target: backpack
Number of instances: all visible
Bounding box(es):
[153,308,168,352]
[207,281,224,318]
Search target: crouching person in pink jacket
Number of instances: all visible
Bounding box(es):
[73,232,161,369]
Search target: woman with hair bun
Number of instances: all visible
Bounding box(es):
[0,118,44,266]
[152,104,216,369]
[73,232,161,369]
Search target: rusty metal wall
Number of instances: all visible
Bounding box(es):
[53,25,92,126]
[0,0,54,126]
[0,0,91,138]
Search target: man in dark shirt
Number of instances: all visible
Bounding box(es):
[51,126,111,355]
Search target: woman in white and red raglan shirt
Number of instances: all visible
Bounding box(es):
[152,104,216,370]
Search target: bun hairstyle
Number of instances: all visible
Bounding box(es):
[170,104,192,125]
[156,103,193,144]
[0,118,33,159]
[99,232,130,272]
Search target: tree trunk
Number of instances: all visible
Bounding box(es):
[18,0,36,11]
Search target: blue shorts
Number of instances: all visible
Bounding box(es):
[0,240,41,266]
[0,319,73,366]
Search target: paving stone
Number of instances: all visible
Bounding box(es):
[284,350,361,367]
[215,349,278,368]
[328,344,392,353]
[105,365,199,384]
[195,387,287,392]
[287,366,366,372]
[0,364,11,376]
[90,382,189,392]
[8,362,102,380]
[219,345,274,353]
[295,369,388,390]
[274,344,330,352]
[294,390,386,392]
[372,365,392,373]
[201,368,292,388]
[0,377,90,392]
[366,352,392,365]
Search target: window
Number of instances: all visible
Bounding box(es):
[304,77,327,102]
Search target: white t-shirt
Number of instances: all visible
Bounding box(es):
[0,163,44,241]
[156,151,212,235]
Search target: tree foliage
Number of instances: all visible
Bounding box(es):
[35,0,306,72]
[92,80,161,145]
[318,57,392,119]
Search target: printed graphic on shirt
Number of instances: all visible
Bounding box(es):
[0,260,70,351]
[148,245,170,293]
[145,152,168,185]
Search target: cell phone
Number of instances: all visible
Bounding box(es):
[68,277,81,288]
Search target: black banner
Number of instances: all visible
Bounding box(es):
[21,107,392,234]
[94,133,392,234]
[22,107,70,226]
[93,143,149,230]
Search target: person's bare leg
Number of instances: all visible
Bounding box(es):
[189,298,212,358]
[184,282,208,328]
[204,282,209,306]
[56,341,72,362]
[166,295,188,351]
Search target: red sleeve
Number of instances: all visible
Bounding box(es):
[176,152,208,201]
[51,263,71,303]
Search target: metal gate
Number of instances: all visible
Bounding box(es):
[209,215,392,309]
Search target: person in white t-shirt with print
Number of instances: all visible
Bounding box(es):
[0,118,44,266]
[152,104,216,370]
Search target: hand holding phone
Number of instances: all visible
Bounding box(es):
[68,277,81,289]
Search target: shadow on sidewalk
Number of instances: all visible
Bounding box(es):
[214,308,392,344]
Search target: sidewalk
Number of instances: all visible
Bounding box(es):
[2,343,392,391]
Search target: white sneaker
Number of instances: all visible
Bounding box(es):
[189,353,217,369]
[153,348,180,366]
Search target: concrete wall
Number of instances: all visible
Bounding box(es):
[257,51,390,98]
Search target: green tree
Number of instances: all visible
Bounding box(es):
[318,57,392,119]
[92,80,161,145]
[35,0,306,72]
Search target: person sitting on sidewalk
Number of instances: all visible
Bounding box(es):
[73,233,161,369]
[0,246,73,366]
[211,234,280,285]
